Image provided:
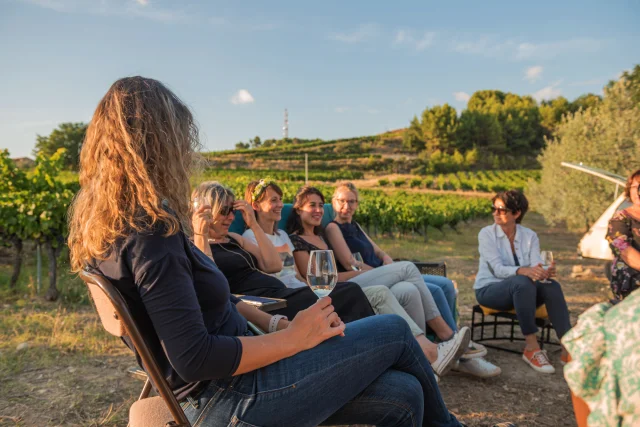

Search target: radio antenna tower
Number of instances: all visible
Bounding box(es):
[282,108,289,139]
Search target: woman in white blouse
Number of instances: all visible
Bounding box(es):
[475,190,571,374]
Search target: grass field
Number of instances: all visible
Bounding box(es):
[0,213,610,426]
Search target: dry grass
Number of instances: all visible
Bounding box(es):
[0,213,610,426]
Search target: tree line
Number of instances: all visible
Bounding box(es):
[402,90,602,160]
[529,65,640,231]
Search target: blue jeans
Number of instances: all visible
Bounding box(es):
[422,275,457,331]
[183,315,461,427]
[475,276,572,338]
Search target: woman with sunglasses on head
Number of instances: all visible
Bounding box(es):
[70,77,467,426]
[192,181,375,323]
[606,169,640,301]
[286,185,473,378]
[475,190,571,374]
[325,182,497,378]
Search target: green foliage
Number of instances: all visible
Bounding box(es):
[608,65,640,105]
[457,109,505,152]
[540,96,571,137]
[466,90,544,154]
[194,168,364,184]
[421,104,458,154]
[569,93,602,113]
[1,149,74,243]
[529,78,640,231]
[33,122,87,171]
[402,116,425,151]
[339,170,539,192]
[0,149,75,296]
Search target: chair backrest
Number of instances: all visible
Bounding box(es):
[80,271,190,427]
[228,203,336,234]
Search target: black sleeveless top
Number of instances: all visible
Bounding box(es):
[330,221,383,268]
[210,236,285,294]
[289,234,348,273]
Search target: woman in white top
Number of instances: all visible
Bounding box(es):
[475,190,571,374]
[242,179,470,377]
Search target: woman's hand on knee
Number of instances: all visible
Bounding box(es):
[517,264,548,281]
[286,297,346,351]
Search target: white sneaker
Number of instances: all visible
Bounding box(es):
[453,357,502,378]
[431,326,471,377]
[462,340,488,359]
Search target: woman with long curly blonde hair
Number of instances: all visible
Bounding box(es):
[68,76,463,427]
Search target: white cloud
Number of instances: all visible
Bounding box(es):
[452,36,515,58]
[453,92,470,102]
[394,30,409,44]
[230,90,255,105]
[524,66,543,83]
[334,106,350,113]
[394,30,436,51]
[532,82,562,101]
[328,23,379,44]
[366,108,380,115]
[135,0,149,5]
[515,38,603,60]
[451,36,604,61]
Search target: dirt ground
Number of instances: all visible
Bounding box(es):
[0,213,609,426]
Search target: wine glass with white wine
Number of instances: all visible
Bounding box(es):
[307,250,338,297]
[351,252,364,271]
[192,195,203,212]
[540,251,553,283]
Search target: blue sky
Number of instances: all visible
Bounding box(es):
[1,0,639,158]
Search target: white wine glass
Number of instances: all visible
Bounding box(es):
[307,250,338,297]
[540,251,553,283]
[192,195,203,212]
[351,252,364,271]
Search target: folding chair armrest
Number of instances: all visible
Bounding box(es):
[127,366,148,382]
[411,261,447,277]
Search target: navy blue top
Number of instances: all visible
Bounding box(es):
[93,224,247,399]
[330,221,382,268]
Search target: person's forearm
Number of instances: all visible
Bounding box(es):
[193,234,213,259]
[236,301,287,332]
[337,270,361,281]
[622,247,640,270]
[250,225,282,272]
[234,329,300,375]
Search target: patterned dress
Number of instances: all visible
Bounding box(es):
[562,289,640,427]
[606,209,640,299]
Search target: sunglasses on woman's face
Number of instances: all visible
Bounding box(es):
[219,205,235,216]
[491,206,510,215]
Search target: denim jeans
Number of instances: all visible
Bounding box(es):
[183,315,462,427]
[422,275,457,331]
[350,262,441,322]
[475,275,572,338]
[362,285,424,337]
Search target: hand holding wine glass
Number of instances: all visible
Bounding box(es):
[540,251,554,283]
[307,250,338,297]
[350,252,364,271]
[192,196,212,237]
